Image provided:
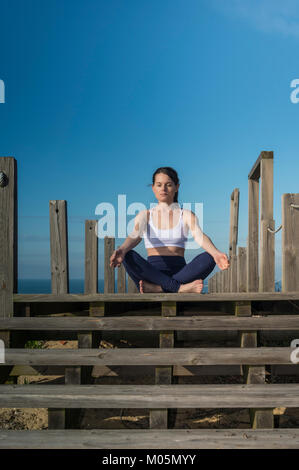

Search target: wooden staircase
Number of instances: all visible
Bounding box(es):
[1,292,299,448]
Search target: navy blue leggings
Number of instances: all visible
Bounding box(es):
[122,250,216,293]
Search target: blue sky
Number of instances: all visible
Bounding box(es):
[1,0,299,281]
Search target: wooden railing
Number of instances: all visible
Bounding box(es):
[1,155,299,449]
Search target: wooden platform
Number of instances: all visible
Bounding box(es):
[1,428,299,449]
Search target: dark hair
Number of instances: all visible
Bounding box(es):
[151,167,180,203]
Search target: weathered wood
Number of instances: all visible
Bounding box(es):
[1,383,299,408]
[4,315,299,331]
[229,188,239,258]
[282,194,299,292]
[259,156,274,292]
[12,292,299,302]
[84,220,98,294]
[234,301,251,317]
[49,200,69,294]
[104,237,115,293]
[127,275,139,293]
[230,255,237,292]
[247,177,259,292]
[0,156,17,317]
[259,219,275,292]
[216,271,221,293]
[49,199,69,429]
[2,428,299,449]
[236,295,274,428]
[1,347,297,365]
[237,247,247,292]
[151,301,176,429]
[0,157,17,383]
[117,264,126,293]
[248,150,273,181]
[3,314,299,330]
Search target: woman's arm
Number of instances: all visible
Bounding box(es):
[118,210,147,255]
[185,210,230,270]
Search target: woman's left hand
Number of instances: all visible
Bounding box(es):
[214,252,230,270]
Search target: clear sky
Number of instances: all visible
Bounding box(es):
[1,0,299,281]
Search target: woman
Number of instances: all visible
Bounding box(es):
[110,167,229,293]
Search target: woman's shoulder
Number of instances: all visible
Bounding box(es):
[136,209,150,223]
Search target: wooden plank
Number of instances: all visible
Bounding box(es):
[248,150,273,181]
[1,383,299,408]
[150,301,176,429]
[127,275,139,293]
[247,177,259,292]
[1,347,297,365]
[49,199,69,429]
[230,255,237,293]
[12,292,299,302]
[4,314,299,330]
[237,298,273,428]
[0,157,17,383]
[49,200,69,294]
[259,156,274,292]
[0,156,17,317]
[104,237,115,293]
[2,428,299,449]
[84,220,98,294]
[237,247,247,292]
[259,219,275,292]
[282,194,299,292]
[117,264,126,293]
[229,188,239,258]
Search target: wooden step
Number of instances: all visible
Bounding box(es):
[1,347,297,366]
[2,315,299,330]
[1,384,299,408]
[12,292,299,302]
[1,428,299,449]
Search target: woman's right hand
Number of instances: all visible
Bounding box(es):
[110,248,125,268]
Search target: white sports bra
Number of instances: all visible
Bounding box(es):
[143,207,189,249]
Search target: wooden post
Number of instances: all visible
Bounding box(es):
[104,237,115,293]
[230,255,237,292]
[0,157,17,383]
[216,271,220,293]
[247,151,274,292]
[85,220,98,294]
[237,247,247,293]
[235,300,274,428]
[229,188,239,259]
[48,200,69,429]
[127,275,139,293]
[259,156,275,292]
[150,301,176,429]
[117,265,126,293]
[228,188,239,293]
[282,194,299,292]
[247,177,259,292]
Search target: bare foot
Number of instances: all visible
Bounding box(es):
[139,280,163,293]
[178,279,203,293]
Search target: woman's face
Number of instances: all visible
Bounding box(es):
[152,173,179,205]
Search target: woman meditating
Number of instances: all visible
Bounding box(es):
[110,167,230,293]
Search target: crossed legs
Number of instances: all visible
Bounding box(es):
[122,250,216,293]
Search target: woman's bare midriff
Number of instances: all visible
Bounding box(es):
[146,246,185,257]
